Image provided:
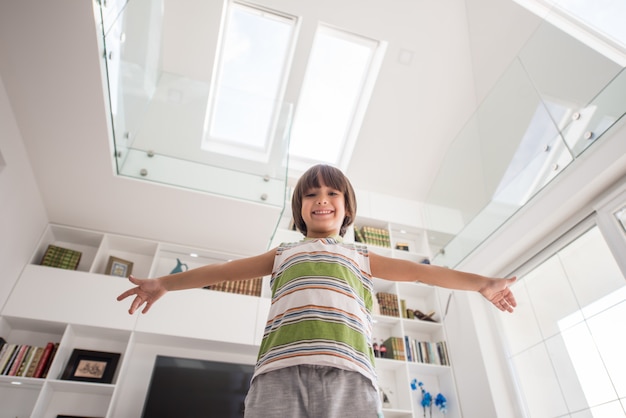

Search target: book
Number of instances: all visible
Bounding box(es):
[41,343,59,378]
[375,292,399,317]
[359,226,391,247]
[33,342,55,378]
[401,339,450,366]
[25,347,45,377]
[18,346,36,377]
[40,244,82,270]
[0,342,10,369]
[1,344,20,375]
[404,336,412,362]
[382,337,406,361]
[8,344,29,376]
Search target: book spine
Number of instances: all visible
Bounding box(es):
[26,347,44,377]
[8,345,28,376]
[1,344,19,375]
[400,299,407,318]
[396,337,406,361]
[33,342,54,378]
[0,343,10,371]
[41,342,59,378]
[409,339,416,362]
[404,336,412,362]
[18,346,36,377]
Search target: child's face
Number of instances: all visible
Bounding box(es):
[301,179,347,238]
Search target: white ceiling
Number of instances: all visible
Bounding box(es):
[0,0,545,256]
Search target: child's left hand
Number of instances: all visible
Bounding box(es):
[479,277,517,312]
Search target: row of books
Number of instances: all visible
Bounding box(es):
[204,277,263,297]
[0,339,59,379]
[375,292,400,317]
[40,244,82,270]
[375,293,437,322]
[355,226,391,248]
[379,336,450,366]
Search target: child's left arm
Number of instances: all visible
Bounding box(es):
[369,252,517,313]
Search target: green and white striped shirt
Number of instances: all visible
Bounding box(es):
[254,237,377,388]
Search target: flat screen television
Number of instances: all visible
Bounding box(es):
[141,355,255,418]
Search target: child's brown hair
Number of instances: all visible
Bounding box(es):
[291,164,357,237]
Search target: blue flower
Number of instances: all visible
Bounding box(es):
[411,380,447,417]
[435,393,447,413]
[421,391,432,408]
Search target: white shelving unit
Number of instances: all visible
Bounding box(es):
[0,224,266,418]
[371,279,460,418]
[1,222,459,417]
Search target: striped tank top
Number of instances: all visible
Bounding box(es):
[253,237,377,388]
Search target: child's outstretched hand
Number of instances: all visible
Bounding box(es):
[117,275,167,314]
[479,277,517,313]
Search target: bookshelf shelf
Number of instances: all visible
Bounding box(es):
[1,223,268,417]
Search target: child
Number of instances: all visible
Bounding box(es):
[118,164,516,418]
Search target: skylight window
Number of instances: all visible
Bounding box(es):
[514,0,626,65]
[201,3,385,174]
[554,0,626,47]
[202,2,297,160]
[288,25,385,173]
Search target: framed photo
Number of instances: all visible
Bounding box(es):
[61,349,121,384]
[105,256,133,277]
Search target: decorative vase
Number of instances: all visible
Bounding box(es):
[170,258,188,274]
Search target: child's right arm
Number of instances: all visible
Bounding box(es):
[116,248,276,314]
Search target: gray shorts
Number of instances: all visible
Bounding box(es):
[244,365,383,418]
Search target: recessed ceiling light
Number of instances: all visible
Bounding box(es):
[398,49,414,66]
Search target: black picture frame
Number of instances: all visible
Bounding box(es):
[57,416,102,418]
[60,349,120,384]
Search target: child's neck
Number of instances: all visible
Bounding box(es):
[305,232,341,240]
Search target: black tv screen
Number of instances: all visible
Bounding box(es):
[141,355,255,418]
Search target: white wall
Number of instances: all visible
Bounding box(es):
[0,73,49,308]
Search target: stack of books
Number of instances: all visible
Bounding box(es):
[381,337,406,361]
[40,245,82,270]
[0,338,59,378]
[355,226,391,248]
[404,338,450,366]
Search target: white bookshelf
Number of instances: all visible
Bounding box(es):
[1,221,459,417]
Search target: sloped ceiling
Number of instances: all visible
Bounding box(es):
[0,0,541,256]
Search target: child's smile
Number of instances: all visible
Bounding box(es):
[301,181,347,238]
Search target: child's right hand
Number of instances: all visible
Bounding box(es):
[117,275,167,314]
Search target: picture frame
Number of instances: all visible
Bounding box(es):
[57,416,102,418]
[105,256,133,277]
[60,349,121,384]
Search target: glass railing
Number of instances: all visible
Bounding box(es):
[95,1,625,265]
[426,9,626,267]
[95,0,291,209]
